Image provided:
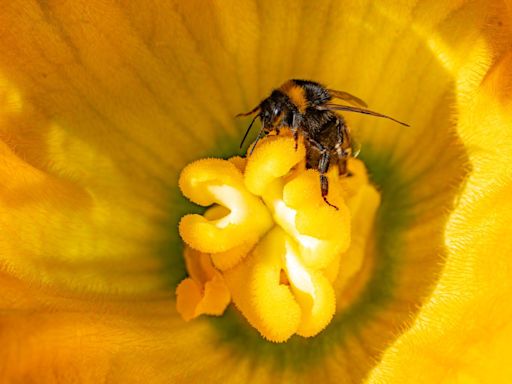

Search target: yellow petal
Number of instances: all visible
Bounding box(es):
[0,0,509,382]
[367,21,512,384]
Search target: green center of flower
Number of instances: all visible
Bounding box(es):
[175,132,379,342]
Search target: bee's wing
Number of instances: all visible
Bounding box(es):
[321,103,409,127]
[327,89,368,108]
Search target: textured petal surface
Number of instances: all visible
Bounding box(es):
[0,0,509,382]
[367,42,512,384]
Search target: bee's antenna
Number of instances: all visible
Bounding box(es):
[321,104,409,127]
[248,123,265,156]
[240,114,259,149]
[236,105,260,117]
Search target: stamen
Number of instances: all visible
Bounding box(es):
[175,247,231,321]
[176,133,380,342]
[178,159,273,260]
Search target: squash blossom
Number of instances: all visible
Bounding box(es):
[1,1,511,383]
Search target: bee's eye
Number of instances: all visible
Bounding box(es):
[272,107,280,116]
[263,111,270,119]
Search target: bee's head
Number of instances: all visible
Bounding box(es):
[259,93,284,131]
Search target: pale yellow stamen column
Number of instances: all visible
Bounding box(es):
[176,133,379,342]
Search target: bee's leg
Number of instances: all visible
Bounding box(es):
[337,157,348,175]
[334,141,347,176]
[248,134,262,156]
[291,112,301,150]
[318,151,338,210]
[336,119,344,144]
[293,129,300,150]
[335,119,353,176]
[307,138,338,210]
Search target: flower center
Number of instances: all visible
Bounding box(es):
[175,132,380,342]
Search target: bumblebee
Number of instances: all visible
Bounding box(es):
[238,79,408,209]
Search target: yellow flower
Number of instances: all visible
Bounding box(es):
[0,0,511,382]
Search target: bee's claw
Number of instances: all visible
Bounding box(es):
[323,196,339,210]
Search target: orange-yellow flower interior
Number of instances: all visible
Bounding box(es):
[0,0,511,383]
